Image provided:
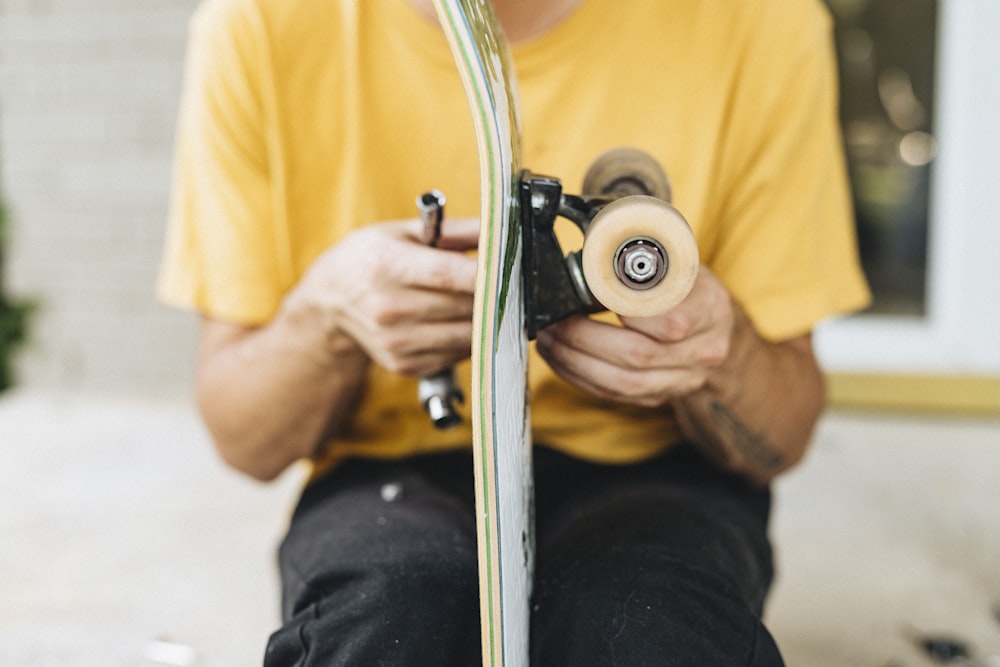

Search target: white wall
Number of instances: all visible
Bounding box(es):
[0,2,200,397]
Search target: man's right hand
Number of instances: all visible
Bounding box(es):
[284,216,480,377]
[194,216,480,481]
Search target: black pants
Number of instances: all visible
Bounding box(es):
[264,445,785,666]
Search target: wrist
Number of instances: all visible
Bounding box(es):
[277,284,367,368]
[673,296,752,408]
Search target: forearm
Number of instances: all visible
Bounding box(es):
[196,296,369,481]
[671,305,825,485]
[192,218,480,481]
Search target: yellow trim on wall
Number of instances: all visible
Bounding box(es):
[826,373,1000,416]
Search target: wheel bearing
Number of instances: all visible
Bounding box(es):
[615,238,667,290]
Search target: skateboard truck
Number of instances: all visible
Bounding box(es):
[522,147,696,338]
[521,176,667,337]
[416,190,464,429]
[521,174,601,339]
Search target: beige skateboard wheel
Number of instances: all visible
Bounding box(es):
[582,147,672,201]
[581,196,698,317]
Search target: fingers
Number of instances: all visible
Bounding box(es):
[357,288,474,329]
[536,318,705,406]
[361,320,474,377]
[347,219,478,294]
[538,316,713,373]
[535,307,732,407]
[393,243,478,294]
[433,216,481,251]
[618,266,730,343]
[336,286,473,376]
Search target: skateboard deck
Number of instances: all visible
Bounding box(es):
[431,2,700,665]
[431,1,533,665]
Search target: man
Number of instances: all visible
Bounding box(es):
[160,0,870,664]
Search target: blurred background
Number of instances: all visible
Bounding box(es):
[1,0,998,665]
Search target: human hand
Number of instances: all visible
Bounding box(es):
[534,265,736,408]
[285,217,480,377]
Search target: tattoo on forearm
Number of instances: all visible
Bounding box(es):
[709,401,785,470]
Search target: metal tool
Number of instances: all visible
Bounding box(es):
[416,190,464,429]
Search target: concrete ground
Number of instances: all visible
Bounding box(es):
[2,389,998,666]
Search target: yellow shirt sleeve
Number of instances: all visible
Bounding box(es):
[158,0,289,325]
[704,2,871,340]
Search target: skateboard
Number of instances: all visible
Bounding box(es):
[430,1,698,664]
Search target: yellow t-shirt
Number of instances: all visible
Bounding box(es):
[159,0,870,471]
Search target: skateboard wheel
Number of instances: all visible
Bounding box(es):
[581,196,698,317]
[582,147,672,201]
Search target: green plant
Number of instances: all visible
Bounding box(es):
[0,201,34,392]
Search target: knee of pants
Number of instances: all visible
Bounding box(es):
[531,553,785,667]
[278,488,480,620]
[265,558,482,667]
[268,486,482,666]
